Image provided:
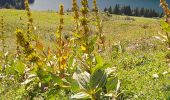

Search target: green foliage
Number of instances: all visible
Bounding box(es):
[71,56,119,100]
[0,0,170,99]
[105,4,161,18]
[160,19,170,32]
[0,0,35,9]
[0,0,120,99]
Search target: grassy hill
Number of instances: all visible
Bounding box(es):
[0,9,161,51]
[0,9,170,99]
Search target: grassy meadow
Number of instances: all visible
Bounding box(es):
[0,2,170,99]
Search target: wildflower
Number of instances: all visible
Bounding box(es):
[160,0,170,48]
[160,0,170,25]
[0,16,5,54]
[93,0,105,51]
[81,45,87,51]
[80,0,89,36]
[160,0,170,17]
[15,29,39,63]
[36,40,44,51]
[79,0,90,53]
[24,0,34,40]
[93,0,103,34]
[55,4,69,77]
[72,0,80,31]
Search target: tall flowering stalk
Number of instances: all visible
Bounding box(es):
[93,0,101,34]
[80,0,90,53]
[24,0,34,41]
[160,0,170,48]
[72,0,80,32]
[93,0,105,51]
[0,16,8,71]
[80,0,89,36]
[56,4,68,77]
[0,16,5,54]
[160,0,170,62]
[71,0,81,60]
[58,4,64,76]
[78,0,97,73]
[160,0,170,17]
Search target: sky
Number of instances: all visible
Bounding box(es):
[30,0,170,12]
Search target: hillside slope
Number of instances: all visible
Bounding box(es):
[0,9,161,51]
[0,9,170,99]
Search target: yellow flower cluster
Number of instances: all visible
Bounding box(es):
[72,0,79,31]
[1,16,5,54]
[15,29,39,63]
[93,0,99,14]
[24,0,34,40]
[56,4,64,39]
[79,0,90,53]
[59,4,64,25]
[0,16,4,33]
[93,0,105,50]
[160,0,170,16]
[93,0,101,34]
[80,0,89,35]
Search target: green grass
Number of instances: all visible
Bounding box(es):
[0,9,170,99]
[0,9,161,51]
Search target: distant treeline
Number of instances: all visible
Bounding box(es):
[0,0,35,9]
[104,4,163,18]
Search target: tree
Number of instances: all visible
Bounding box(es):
[120,6,125,15]
[104,4,161,18]
[159,12,164,18]
[126,5,132,16]
[120,5,132,16]
[104,7,108,12]
[108,6,113,14]
[0,0,35,9]
[140,7,145,17]
[133,7,140,16]
[152,9,159,17]
[113,4,120,14]
[144,8,149,17]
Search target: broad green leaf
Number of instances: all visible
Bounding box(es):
[92,63,111,74]
[89,36,97,45]
[5,65,16,75]
[160,20,170,32]
[36,69,52,83]
[90,69,107,92]
[88,36,97,53]
[73,71,90,91]
[47,88,60,99]
[15,61,25,75]
[71,92,91,99]
[74,33,81,38]
[51,74,63,86]
[91,55,104,73]
[71,79,80,93]
[106,77,118,92]
[95,55,104,65]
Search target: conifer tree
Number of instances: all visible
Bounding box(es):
[133,7,140,16]
[113,4,120,14]
[104,7,108,12]
[108,6,113,14]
